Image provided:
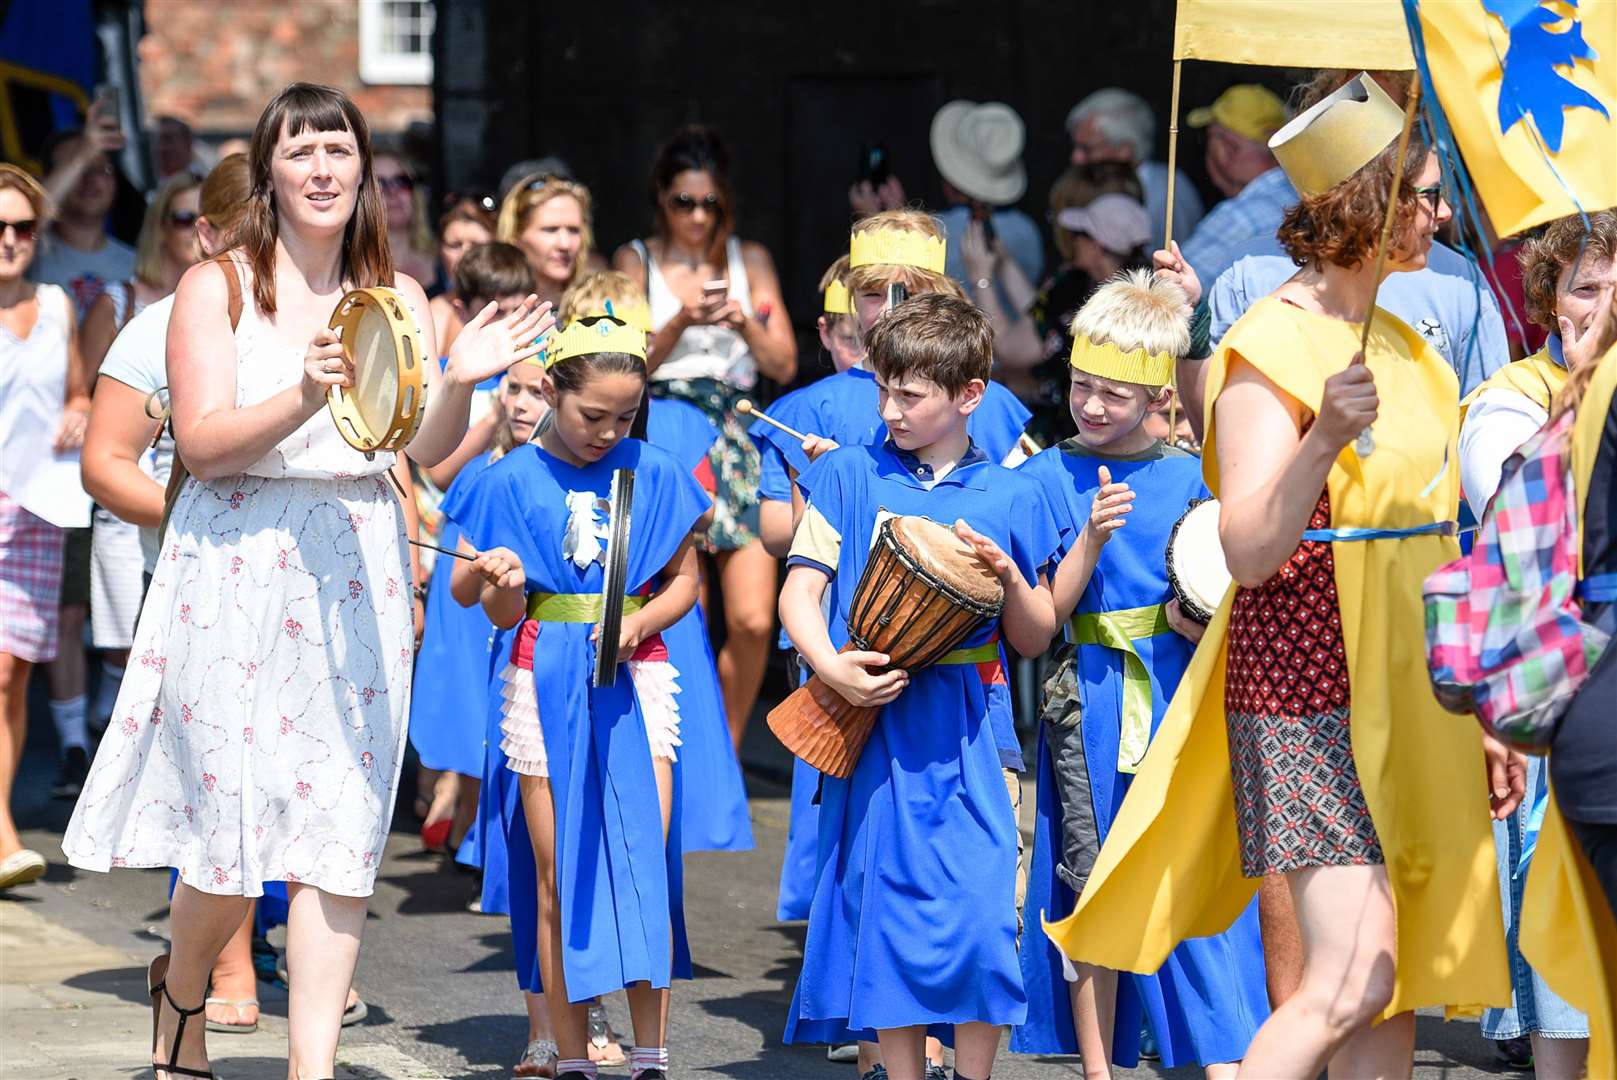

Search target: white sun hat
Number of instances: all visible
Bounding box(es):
[930,100,1028,206]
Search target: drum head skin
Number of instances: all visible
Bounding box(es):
[889,516,1003,611]
[1166,498,1233,624]
[327,287,426,452]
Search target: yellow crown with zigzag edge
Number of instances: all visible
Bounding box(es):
[823,279,852,315]
[568,297,653,334]
[848,228,946,273]
[1269,73,1405,198]
[533,315,648,369]
[1070,334,1174,387]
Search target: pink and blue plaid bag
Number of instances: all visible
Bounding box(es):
[1424,408,1611,753]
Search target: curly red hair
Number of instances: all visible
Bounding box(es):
[1518,209,1617,331]
[1277,136,1431,272]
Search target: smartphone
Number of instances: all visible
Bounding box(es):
[702,279,729,302]
[885,282,908,311]
[858,142,891,188]
[970,200,997,245]
[92,82,120,119]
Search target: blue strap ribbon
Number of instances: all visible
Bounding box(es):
[1301,521,1458,543]
[1579,573,1617,603]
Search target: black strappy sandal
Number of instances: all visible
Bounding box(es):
[147,954,215,1079]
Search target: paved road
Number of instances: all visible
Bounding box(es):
[5,684,1511,1079]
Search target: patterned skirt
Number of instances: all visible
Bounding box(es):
[0,490,64,662]
[650,375,759,551]
[1224,491,1384,877]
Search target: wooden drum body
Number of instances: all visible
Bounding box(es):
[327,287,426,453]
[768,515,1003,778]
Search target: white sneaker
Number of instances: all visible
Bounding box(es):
[827,1042,860,1063]
[0,848,46,889]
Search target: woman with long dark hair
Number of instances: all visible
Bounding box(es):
[614,125,796,749]
[62,83,549,1078]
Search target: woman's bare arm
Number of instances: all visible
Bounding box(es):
[81,378,164,527]
[738,242,798,383]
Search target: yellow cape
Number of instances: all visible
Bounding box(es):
[1045,297,1509,1018]
[1521,341,1617,1076]
[1458,345,1569,421]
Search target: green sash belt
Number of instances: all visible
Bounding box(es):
[938,641,1000,666]
[526,592,648,622]
[1069,603,1170,775]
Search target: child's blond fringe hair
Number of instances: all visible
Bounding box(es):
[1070,268,1191,363]
[559,269,647,324]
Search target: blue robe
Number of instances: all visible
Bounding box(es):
[647,400,754,854]
[409,452,498,778]
[783,442,1057,1042]
[1011,440,1269,1067]
[445,439,708,1002]
[751,374,1030,920]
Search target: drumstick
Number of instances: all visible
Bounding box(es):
[735,398,809,442]
[408,538,477,563]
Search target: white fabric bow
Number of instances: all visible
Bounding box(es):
[563,490,611,569]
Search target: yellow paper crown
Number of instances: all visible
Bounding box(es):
[823,279,852,315]
[571,298,652,333]
[1269,73,1405,197]
[848,228,947,273]
[1070,334,1174,386]
[535,315,647,369]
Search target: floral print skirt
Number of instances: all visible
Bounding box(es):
[63,472,414,897]
[651,375,760,551]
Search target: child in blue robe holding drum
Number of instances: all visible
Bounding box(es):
[447,315,709,1080]
[1012,270,1268,1076]
[779,294,1060,1080]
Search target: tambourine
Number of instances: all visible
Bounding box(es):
[327,287,426,453]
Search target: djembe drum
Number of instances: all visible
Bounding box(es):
[1165,498,1233,624]
[768,515,1004,778]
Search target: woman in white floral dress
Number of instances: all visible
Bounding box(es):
[62,83,552,1080]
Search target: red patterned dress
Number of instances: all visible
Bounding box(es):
[1224,490,1384,877]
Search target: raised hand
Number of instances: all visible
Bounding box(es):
[1314,350,1379,452]
[445,295,555,387]
[1152,241,1201,310]
[1083,465,1134,547]
[301,327,353,412]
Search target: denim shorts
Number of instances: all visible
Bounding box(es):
[1481,755,1589,1040]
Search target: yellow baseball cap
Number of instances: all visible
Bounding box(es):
[1187,84,1289,144]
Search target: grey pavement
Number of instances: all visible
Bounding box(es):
[3,685,1514,1079]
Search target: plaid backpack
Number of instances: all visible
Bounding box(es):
[1424,406,1611,752]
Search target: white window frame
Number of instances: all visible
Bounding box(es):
[358,0,435,86]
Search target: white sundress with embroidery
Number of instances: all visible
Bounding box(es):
[497,489,682,777]
[62,291,414,898]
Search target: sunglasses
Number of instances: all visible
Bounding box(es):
[1411,183,1445,213]
[377,174,415,193]
[523,173,571,192]
[0,218,38,241]
[168,209,200,228]
[667,192,721,215]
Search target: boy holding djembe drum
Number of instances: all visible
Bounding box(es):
[775,293,1061,1080]
[1011,271,1269,1076]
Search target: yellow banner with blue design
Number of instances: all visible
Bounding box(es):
[1173,0,1415,68]
[1412,0,1616,237]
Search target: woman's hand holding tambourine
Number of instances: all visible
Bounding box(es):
[443,294,556,388]
[301,327,354,412]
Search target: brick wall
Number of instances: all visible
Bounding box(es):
[138,1,431,138]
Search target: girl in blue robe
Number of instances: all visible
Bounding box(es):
[446,318,708,1080]
[781,440,1058,1058]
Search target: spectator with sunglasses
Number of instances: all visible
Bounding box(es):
[71,172,205,777]
[33,100,136,320]
[616,124,797,752]
[375,152,437,286]
[429,194,497,353]
[496,172,594,315]
[0,164,90,891]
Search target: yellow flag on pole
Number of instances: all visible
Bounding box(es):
[1173,0,1415,68]
[1415,0,1616,237]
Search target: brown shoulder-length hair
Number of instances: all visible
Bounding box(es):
[239,83,392,315]
[1519,209,1617,331]
[1276,134,1431,272]
[649,124,734,267]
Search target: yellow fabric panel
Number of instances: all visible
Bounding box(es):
[788,503,842,572]
[1048,298,1509,1018]
[1172,0,1414,68]
[1458,347,1569,418]
[1416,1,1617,237]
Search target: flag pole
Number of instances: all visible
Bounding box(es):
[1165,58,1184,440]
[1358,77,1422,354]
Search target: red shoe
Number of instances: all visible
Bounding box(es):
[421,818,452,852]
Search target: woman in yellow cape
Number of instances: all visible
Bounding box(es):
[1045,75,1515,1078]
